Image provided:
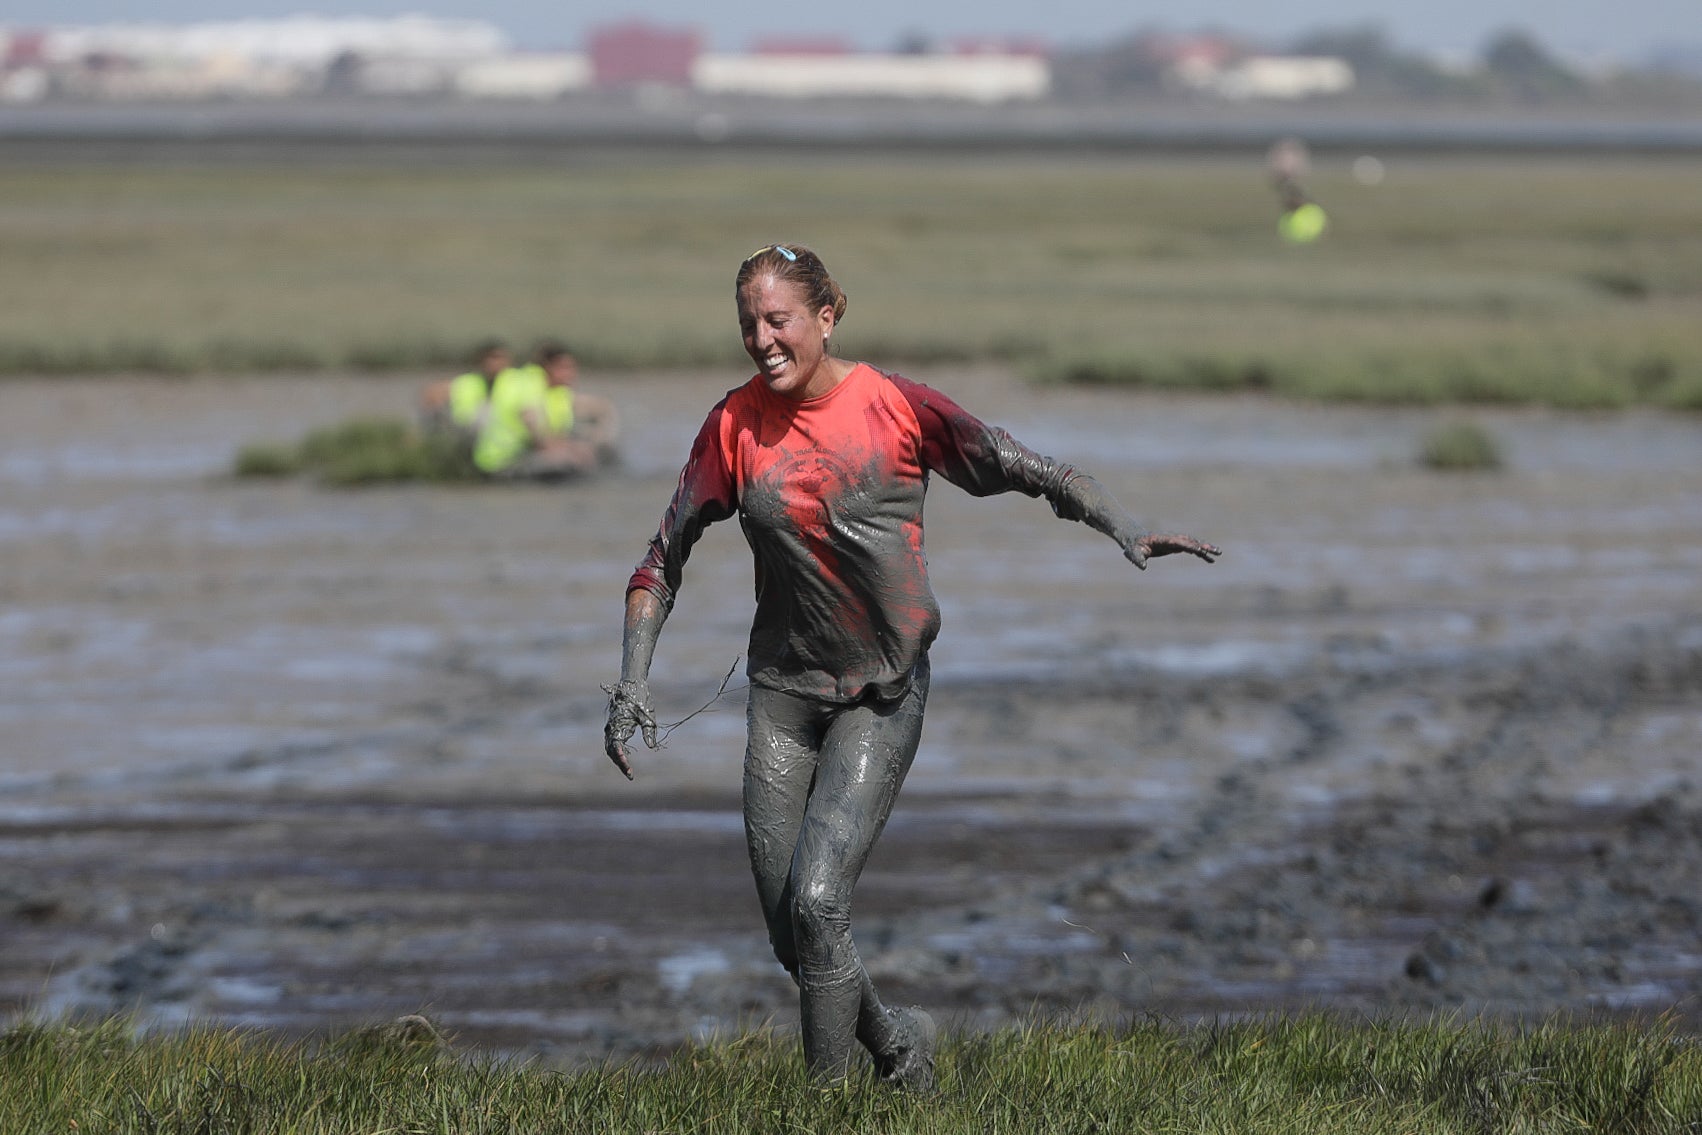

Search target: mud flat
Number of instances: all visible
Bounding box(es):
[2,368,1700,1061]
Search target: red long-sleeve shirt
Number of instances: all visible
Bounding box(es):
[629,364,1083,703]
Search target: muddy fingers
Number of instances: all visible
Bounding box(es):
[602,678,658,780]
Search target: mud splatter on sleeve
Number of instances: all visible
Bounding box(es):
[889,373,1148,548]
[628,401,739,610]
[889,374,1078,500]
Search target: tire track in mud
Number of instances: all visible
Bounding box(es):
[863,618,1702,1029]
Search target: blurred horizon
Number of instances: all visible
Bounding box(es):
[1,2,1693,63]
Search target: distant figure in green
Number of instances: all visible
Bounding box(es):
[420,338,510,446]
[1277,183,1328,245]
[475,340,619,480]
[1268,135,1327,244]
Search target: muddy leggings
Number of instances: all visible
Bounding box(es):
[742,655,930,1078]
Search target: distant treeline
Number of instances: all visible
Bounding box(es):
[1054,25,1702,105]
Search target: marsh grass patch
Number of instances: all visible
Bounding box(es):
[1419,419,1507,471]
[4,1013,1701,1134]
[234,417,479,486]
[3,157,1700,411]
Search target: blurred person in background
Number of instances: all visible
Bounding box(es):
[420,337,510,445]
[1277,181,1329,245]
[602,243,1219,1089]
[474,340,619,480]
[1268,135,1327,244]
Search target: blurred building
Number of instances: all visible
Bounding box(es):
[1135,31,1355,99]
[43,15,506,69]
[0,15,1372,105]
[587,21,701,88]
[694,49,1050,101]
[578,20,1049,102]
[1208,56,1355,100]
[0,28,50,102]
[453,53,591,99]
[2,16,508,100]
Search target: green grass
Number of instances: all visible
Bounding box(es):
[4,1014,1701,1134]
[234,417,480,485]
[2,154,1701,407]
[1419,419,1506,471]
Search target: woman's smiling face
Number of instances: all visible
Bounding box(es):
[738,273,839,401]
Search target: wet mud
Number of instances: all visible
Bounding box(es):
[3,369,1700,1062]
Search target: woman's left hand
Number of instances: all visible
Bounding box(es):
[1125,534,1221,570]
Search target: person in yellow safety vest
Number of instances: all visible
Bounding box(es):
[1277,182,1328,245]
[474,340,602,479]
[419,339,510,442]
[449,339,513,429]
[1268,136,1327,245]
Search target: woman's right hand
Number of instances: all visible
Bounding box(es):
[602,678,659,780]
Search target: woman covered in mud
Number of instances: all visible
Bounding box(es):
[603,243,1219,1089]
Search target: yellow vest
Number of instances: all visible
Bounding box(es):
[1279,202,1328,244]
[474,365,576,473]
[448,372,494,427]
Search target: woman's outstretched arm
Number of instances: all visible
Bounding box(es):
[892,374,1221,568]
[1051,473,1221,569]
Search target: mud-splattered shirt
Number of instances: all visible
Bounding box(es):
[629,364,1083,703]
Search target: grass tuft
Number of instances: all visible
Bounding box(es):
[231,441,302,478]
[1419,419,1506,471]
[235,418,480,486]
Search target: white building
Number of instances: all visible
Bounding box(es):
[1186,55,1356,100]
[453,54,592,99]
[4,18,1063,104]
[23,16,510,100]
[43,16,507,70]
[693,52,1050,102]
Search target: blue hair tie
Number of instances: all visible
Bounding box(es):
[747,244,798,262]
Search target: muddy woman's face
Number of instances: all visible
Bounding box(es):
[737,274,838,401]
